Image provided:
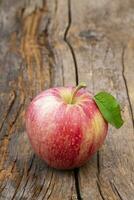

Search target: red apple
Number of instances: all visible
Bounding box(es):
[26,83,108,169]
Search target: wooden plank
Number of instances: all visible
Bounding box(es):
[0,0,77,199]
[68,0,134,199]
[1,0,134,199]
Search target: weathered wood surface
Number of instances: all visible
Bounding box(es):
[0,0,134,199]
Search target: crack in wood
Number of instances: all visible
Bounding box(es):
[19,176,33,200]
[9,102,24,132]
[74,168,82,200]
[109,180,123,200]
[47,181,55,200]
[41,170,54,200]
[10,156,17,174]
[9,136,33,200]
[9,156,24,200]
[96,181,106,200]
[0,184,6,194]
[112,182,124,200]
[64,0,78,85]
[10,170,24,200]
[27,154,35,173]
[34,174,46,199]
[121,46,134,130]
[0,91,16,133]
[18,157,37,200]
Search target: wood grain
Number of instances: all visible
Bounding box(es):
[0,0,77,199]
[67,0,134,199]
[0,0,134,199]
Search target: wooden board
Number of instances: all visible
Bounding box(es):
[0,1,77,199]
[68,1,134,199]
[0,0,134,199]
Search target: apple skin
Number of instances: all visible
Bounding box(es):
[26,87,108,169]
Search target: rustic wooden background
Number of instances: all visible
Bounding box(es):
[0,0,134,199]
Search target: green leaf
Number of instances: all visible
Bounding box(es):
[94,92,124,129]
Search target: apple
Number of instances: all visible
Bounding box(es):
[26,83,108,169]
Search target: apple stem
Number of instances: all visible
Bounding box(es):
[70,82,86,104]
